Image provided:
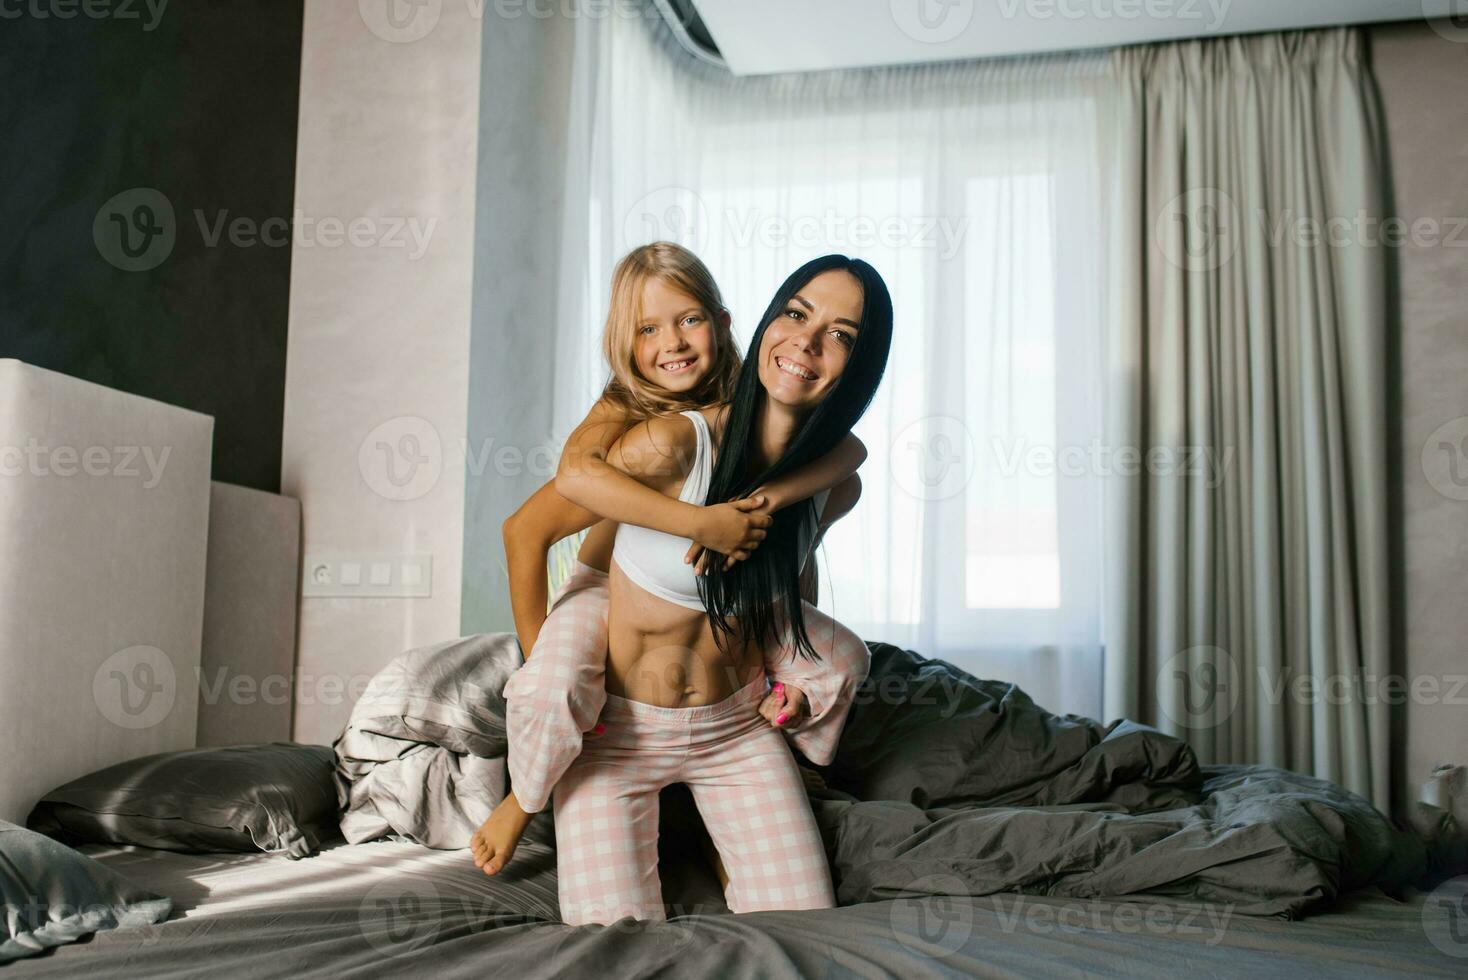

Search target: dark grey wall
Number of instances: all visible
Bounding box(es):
[0,0,304,493]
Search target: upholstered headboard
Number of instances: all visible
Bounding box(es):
[197,482,301,747]
[0,361,302,824]
[0,360,212,823]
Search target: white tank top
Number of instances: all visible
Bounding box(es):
[610,410,829,611]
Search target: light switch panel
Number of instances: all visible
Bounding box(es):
[301,554,432,598]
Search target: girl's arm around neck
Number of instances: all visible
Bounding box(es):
[555,403,705,539]
[755,433,866,513]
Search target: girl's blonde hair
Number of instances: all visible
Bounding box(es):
[600,242,741,421]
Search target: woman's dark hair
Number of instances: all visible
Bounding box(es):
[696,254,893,661]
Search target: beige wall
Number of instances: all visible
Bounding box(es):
[282,1,482,744]
[1369,20,1468,804]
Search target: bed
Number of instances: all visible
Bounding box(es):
[4,362,1462,976]
[9,637,1465,977]
[6,837,1460,978]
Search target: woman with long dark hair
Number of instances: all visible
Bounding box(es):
[540,255,893,924]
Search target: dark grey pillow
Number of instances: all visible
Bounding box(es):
[27,743,339,859]
[0,818,171,962]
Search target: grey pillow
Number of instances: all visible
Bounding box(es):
[27,743,339,859]
[0,818,171,962]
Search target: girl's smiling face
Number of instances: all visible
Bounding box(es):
[756,269,864,412]
[634,276,725,393]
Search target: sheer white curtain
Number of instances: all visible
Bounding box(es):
[554,9,1112,716]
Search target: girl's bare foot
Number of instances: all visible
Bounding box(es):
[470,792,535,876]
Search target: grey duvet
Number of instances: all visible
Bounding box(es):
[332,633,550,850]
[334,633,1429,920]
[813,642,1428,917]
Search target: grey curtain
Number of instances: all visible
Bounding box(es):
[1100,28,1392,811]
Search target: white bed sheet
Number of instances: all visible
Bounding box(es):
[81,836,562,923]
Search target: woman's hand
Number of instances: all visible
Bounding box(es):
[758,680,808,729]
[685,496,772,571]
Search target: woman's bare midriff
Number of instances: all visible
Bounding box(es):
[605,560,761,707]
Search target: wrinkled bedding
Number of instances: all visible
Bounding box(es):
[334,633,1430,920]
[812,642,1429,917]
[332,633,551,850]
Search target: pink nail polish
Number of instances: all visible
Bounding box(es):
[776,713,789,725]
[773,682,785,694]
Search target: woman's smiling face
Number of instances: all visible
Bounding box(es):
[633,275,721,393]
[756,268,864,413]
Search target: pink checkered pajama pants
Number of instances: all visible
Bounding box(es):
[501,560,871,923]
[553,672,837,925]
